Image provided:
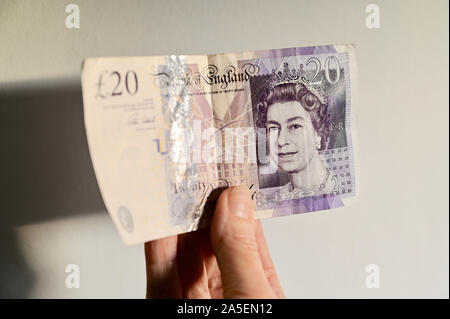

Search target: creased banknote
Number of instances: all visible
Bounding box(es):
[81,44,359,244]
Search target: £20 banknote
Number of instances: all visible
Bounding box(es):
[81,44,359,244]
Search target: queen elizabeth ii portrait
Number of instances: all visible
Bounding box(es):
[254,62,336,197]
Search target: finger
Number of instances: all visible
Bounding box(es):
[210,186,276,299]
[198,228,223,298]
[177,231,211,299]
[144,235,182,298]
[255,220,286,298]
[204,253,223,299]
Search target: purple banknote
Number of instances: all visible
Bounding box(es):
[82,44,358,244]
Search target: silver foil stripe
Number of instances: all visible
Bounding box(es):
[161,55,202,229]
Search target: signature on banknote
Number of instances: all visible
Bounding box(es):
[127,112,156,126]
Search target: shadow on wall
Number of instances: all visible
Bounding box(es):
[0,80,106,298]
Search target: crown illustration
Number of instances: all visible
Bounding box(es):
[267,62,328,104]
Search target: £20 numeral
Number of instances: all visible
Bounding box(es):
[96,70,138,98]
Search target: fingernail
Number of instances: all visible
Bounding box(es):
[227,186,252,220]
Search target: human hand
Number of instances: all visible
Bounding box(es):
[145,186,285,299]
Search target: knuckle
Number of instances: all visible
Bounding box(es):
[222,281,255,299]
[208,274,223,291]
[219,230,259,256]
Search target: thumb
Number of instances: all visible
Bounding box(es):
[210,186,275,298]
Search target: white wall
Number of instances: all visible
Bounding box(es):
[0,0,448,298]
